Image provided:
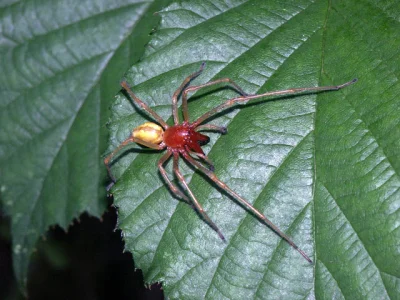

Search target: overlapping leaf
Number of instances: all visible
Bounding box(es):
[108,0,400,299]
[0,0,171,290]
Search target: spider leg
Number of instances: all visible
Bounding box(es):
[104,136,165,190]
[172,62,206,124]
[181,151,313,263]
[121,81,168,129]
[189,151,215,172]
[192,124,228,172]
[158,151,192,204]
[195,124,227,135]
[193,78,358,127]
[173,153,226,241]
[182,78,248,122]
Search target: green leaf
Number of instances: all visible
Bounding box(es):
[0,0,172,290]
[108,0,400,299]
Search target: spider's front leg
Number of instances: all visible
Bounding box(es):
[173,153,226,241]
[158,151,193,205]
[189,151,215,172]
[192,78,358,127]
[181,152,313,263]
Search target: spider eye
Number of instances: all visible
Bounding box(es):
[133,122,164,144]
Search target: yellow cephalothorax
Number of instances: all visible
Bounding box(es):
[132,122,164,144]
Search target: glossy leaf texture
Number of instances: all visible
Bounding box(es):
[0,0,172,290]
[108,0,400,299]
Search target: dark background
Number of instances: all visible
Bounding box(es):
[0,203,163,300]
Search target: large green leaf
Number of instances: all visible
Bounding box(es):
[0,0,171,290]
[108,0,400,299]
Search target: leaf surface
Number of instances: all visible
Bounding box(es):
[109,0,400,299]
[0,0,171,289]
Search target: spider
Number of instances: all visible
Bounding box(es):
[105,62,357,263]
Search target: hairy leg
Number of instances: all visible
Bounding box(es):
[121,81,168,129]
[158,151,192,204]
[193,79,357,127]
[182,77,248,122]
[171,62,206,124]
[195,124,227,135]
[173,153,225,240]
[181,151,313,263]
